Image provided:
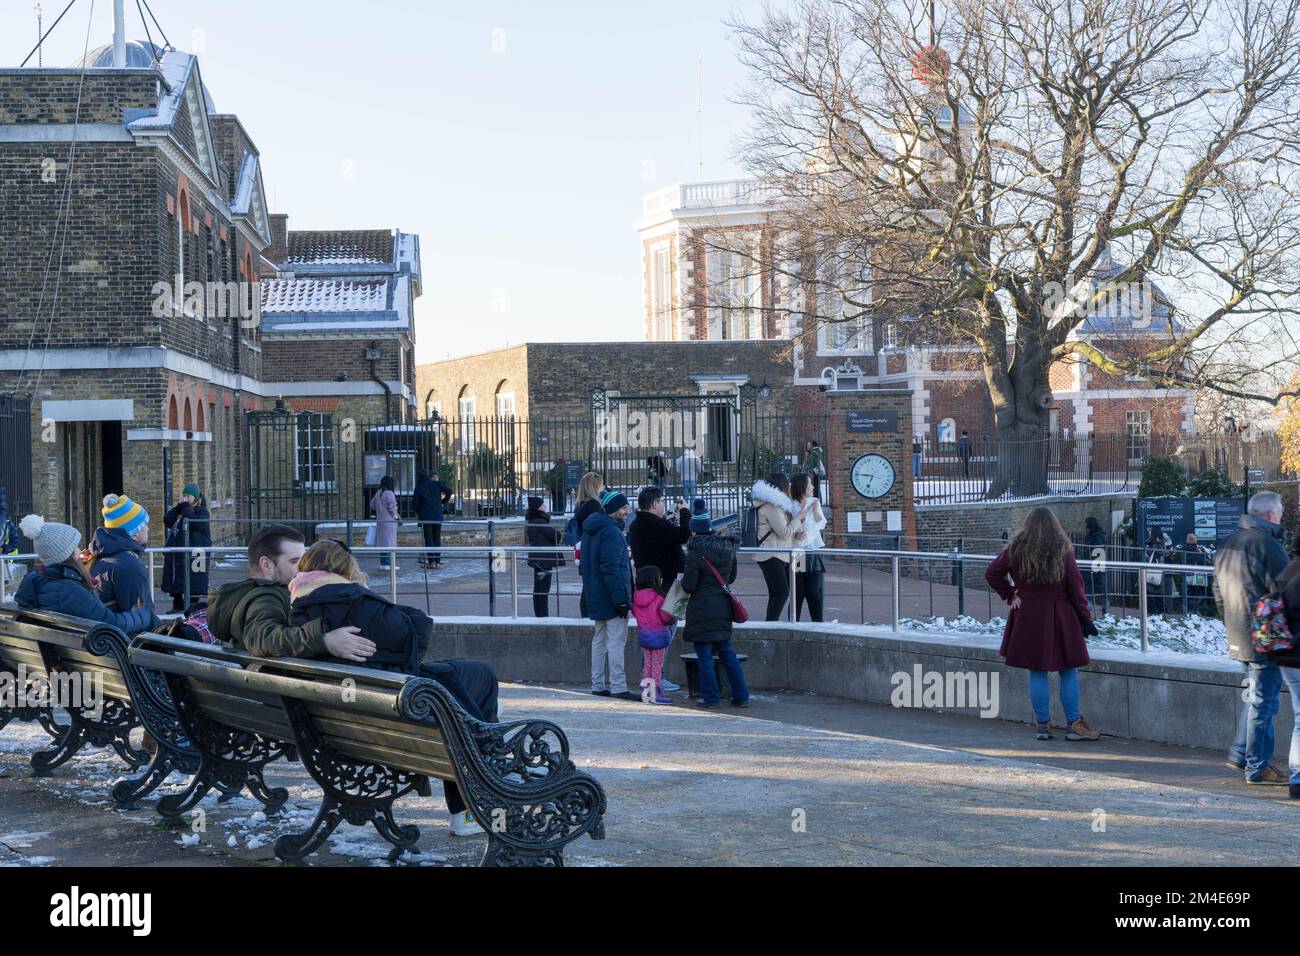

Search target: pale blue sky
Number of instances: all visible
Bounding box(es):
[5,0,764,360]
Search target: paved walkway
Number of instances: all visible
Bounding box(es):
[1,684,1295,867]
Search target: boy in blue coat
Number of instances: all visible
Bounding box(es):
[90,493,155,615]
[581,490,637,700]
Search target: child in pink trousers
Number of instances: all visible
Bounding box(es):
[633,566,676,704]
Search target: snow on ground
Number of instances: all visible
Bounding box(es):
[899,612,1230,657]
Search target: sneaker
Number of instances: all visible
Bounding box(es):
[654,693,673,705]
[730,699,750,708]
[612,691,641,701]
[1247,765,1289,786]
[659,677,681,692]
[591,689,611,697]
[1034,721,1053,740]
[448,809,484,837]
[696,700,716,709]
[1066,718,1100,741]
[1226,758,1246,773]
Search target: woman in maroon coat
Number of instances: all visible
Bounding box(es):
[985,507,1101,742]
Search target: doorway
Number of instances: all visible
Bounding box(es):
[100,421,123,499]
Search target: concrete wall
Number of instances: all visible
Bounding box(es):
[426,617,1291,751]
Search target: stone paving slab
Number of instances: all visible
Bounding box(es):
[0,684,1297,867]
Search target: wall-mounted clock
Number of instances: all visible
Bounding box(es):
[850,453,896,499]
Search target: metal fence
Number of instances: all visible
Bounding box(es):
[0,394,33,521]
[911,431,1293,503]
[243,410,829,526]
[0,541,1227,654]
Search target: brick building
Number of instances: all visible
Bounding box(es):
[634,178,1194,459]
[0,43,421,540]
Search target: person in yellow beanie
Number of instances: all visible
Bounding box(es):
[90,493,155,616]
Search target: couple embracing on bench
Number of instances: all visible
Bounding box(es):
[207,524,499,837]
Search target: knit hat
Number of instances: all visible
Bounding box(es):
[182,483,202,501]
[526,495,544,512]
[102,494,149,535]
[19,514,81,566]
[689,498,712,534]
[599,489,629,514]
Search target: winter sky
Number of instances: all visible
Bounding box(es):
[3,0,763,360]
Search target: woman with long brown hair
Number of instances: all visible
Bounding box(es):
[985,507,1100,742]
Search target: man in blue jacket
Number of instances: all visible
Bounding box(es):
[90,493,155,615]
[412,469,454,568]
[581,490,637,700]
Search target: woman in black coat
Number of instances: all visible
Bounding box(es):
[162,484,211,612]
[288,539,501,836]
[680,511,750,709]
[525,496,565,617]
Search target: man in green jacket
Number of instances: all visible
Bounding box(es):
[208,524,373,661]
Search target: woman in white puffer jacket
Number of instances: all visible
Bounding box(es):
[750,473,807,621]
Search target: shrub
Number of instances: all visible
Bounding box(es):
[1138,455,1186,498]
[1186,467,1242,498]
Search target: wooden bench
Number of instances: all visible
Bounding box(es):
[0,606,290,812]
[129,633,609,866]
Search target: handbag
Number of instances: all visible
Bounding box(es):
[664,576,690,619]
[364,525,377,547]
[1253,594,1296,655]
[702,556,749,624]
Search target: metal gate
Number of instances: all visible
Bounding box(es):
[0,395,33,524]
[590,385,825,522]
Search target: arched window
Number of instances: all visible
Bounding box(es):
[167,395,179,430]
[196,401,205,432]
[183,397,193,431]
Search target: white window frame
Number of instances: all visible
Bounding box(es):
[650,245,673,341]
[707,240,761,341]
[817,246,872,355]
[426,400,442,420]
[495,392,516,420]
[293,412,336,492]
[1126,409,1152,463]
[459,397,477,453]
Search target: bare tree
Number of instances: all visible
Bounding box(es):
[729,0,1300,495]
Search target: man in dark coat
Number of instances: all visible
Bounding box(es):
[412,469,454,568]
[1215,491,1290,784]
[1081,516,1109,615]
[581,491,637,700]
[162,484,211,612]
[93,493,156,616]
[1267,535,1300,799]
[680,506,749,708]
[626,487,691,593]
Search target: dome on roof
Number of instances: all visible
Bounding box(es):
[72,39,165,69]
[71,41,216,113]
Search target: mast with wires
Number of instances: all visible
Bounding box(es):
[696,55,703,179]
[34,5,43,66]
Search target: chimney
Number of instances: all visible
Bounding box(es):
[267,213,289,265]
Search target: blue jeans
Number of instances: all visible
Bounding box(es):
[1229,660,1282,778]
[1282,667,1300,784]
[682,480,696,503]
[1028,668,1080,724]
[912,453,921,479]
[694,639,749,706]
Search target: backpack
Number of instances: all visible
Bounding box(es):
[1252,594,1296,655]
[1,517,20,554]
[739,507,772,549]
[165,604,218,645]
[562,515,580,547]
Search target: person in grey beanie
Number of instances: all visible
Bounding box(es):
[15,515,159,635]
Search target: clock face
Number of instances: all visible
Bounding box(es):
[851,453,896,499]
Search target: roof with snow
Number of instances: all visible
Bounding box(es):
[259,275,414,334]
[287,230,394,266]
[1073,247,1184,337]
